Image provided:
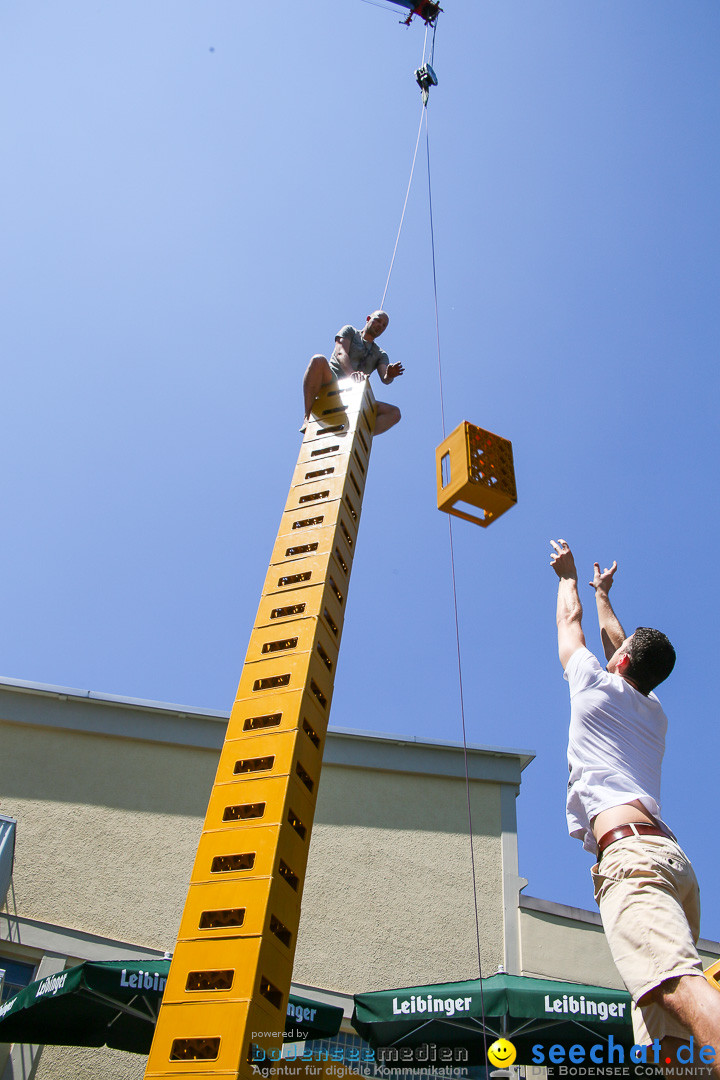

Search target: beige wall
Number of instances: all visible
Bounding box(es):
[520,898,720,989]
[31,1044,145,1080]
[0,718,507,985]
[297,765,504,991]
[0,697,525,1080]
[520,901,623,989]
[0,720,212,949]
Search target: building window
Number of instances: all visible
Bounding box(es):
[0,956,36,1003]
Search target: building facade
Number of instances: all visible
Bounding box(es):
[0,675,533,1080]
[2,676,718,1080]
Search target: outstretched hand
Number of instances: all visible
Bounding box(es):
[590,560,617,594]
[550,539,578,579]
[385,362,405,381]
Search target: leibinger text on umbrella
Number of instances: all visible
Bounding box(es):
[34,973,69,999]
[544,993,627,1021]
[119,968,167,992]
[392,995,473,1017]
[286,1002,319,1024]
[0,997,19,1019]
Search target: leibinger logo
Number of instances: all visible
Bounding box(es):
[285,1001,319,1028]
[543,992,628,1023]
[0,996,19,1019]
[392,992,474,1018]
[119,968,167,992]
[35,972,69,999]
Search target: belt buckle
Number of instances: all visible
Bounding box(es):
[598,823,640,862]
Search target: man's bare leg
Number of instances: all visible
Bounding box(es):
[374,401,401,436]
[641,975,720,1079]
[302,355,335,430]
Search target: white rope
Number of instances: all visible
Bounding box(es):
[379,24,429,310]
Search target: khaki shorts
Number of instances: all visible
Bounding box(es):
[591,835,704,1044]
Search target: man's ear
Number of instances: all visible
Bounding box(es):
[617,654,631,673]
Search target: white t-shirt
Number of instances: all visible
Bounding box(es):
[564,646,669,853]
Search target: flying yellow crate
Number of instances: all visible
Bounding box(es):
[436,421,517,527]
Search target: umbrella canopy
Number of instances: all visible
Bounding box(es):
[0,960,168,1053]
[286,995,344,1042]
[0,959,342,1053]
[352,973,634,1066]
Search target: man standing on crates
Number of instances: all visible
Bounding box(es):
[302,311,404,435]
[550,538,720,1073]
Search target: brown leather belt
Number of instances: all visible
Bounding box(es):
[597,822,671,860]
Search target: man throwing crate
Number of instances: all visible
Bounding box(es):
[550,538,720,1071]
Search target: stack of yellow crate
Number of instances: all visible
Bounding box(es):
[146,379,377,1079]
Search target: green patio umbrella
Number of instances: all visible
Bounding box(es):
[353,972,634,1066]
[0,958,342,1053]
[286,995,345,1041]
[0,960,169,1053]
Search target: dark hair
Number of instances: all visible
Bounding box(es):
[625,627,676,694]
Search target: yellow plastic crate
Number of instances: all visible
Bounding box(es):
[436,421,517,527]
[297,425,371,473]
[177,875,302,947]
[164,935,290,1008]
[243,617,340,683]
[705,959,720,990]
[293,441,370,489]
[259,551,350,608]
[188,823,310,888]
[310,377,377,422]
[235,650,334,714]
[252,583,345,645]
[146,997,282,1077]
[268,520,354,572]
[225,688,328,747]
[275,496,360,543]
[203,772,317,837]
[212,728,322,796]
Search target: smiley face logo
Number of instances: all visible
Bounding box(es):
[487,1038,517,1068]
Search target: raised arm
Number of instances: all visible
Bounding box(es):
[377,360,405,385]
[550,539,585,670]
[589,560,626,661]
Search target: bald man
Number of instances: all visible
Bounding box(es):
[302,311,404,436]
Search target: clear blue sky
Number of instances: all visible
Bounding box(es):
[2,0,720,947]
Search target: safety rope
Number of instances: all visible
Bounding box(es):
[379,27,430,310]
[424,74,491,1066]
[380,24,491,1047]
[380,104,425,312]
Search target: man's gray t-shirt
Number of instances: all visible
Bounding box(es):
[329,325,389,378]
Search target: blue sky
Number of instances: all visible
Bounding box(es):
[2,0,720,949]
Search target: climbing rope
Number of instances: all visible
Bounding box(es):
[380,26,430,310]
[423,57,491,1065]
[379,27,492,1045]
[380,103,425,312]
